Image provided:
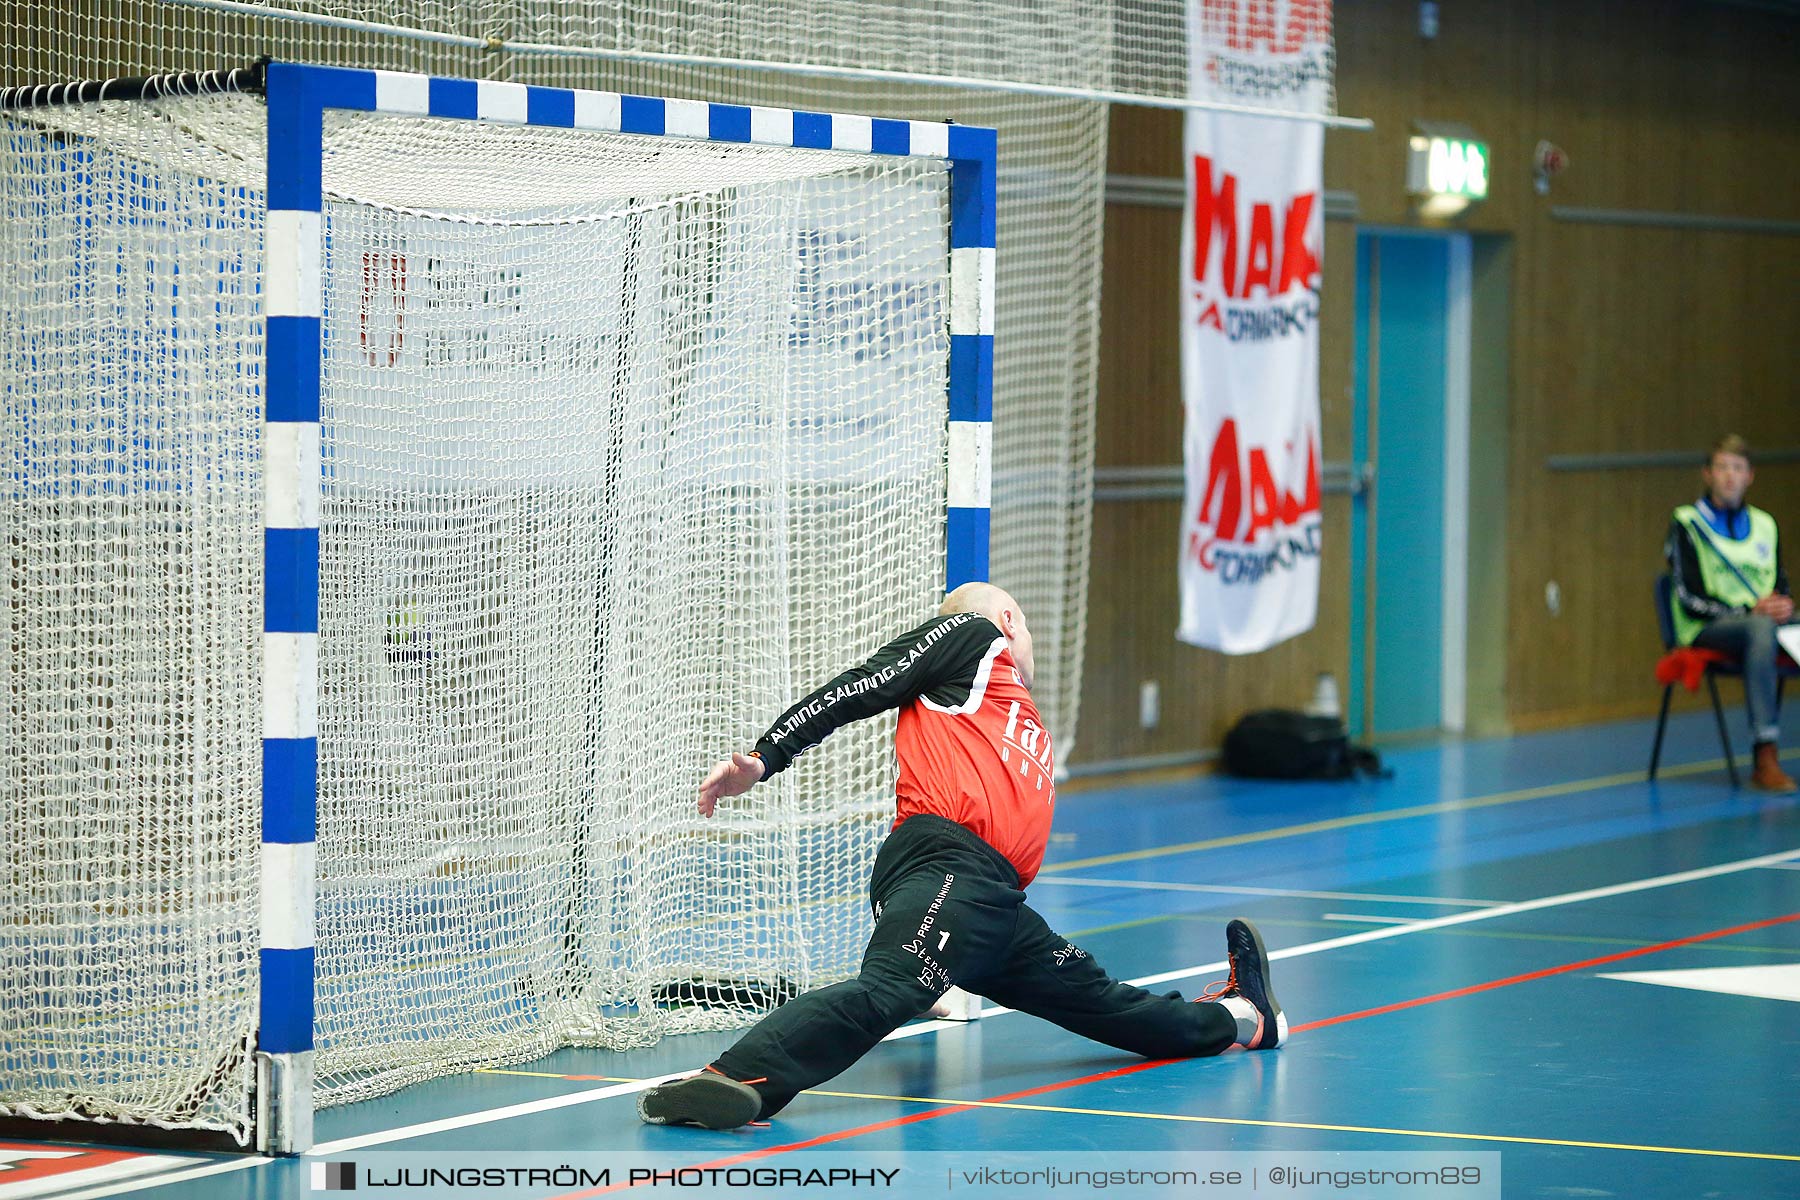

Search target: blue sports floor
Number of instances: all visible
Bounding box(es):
[8,707,1798,1199]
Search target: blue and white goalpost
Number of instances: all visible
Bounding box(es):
[0,62,992,1155]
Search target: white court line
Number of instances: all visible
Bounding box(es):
[895,844,1800,1025]
[266,845,1800,1153]
[1028,877,1504,907]
[36,1156,265,1200]
[307,1072,690,1156]
[1320,913,1417,925]
[1,1154,203,1200]
[1123,845,1800,990]
[1763,862,1800,871]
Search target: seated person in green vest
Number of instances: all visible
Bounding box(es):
[1665,434,1795,793]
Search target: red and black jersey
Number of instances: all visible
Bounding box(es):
[751,612,1057,887]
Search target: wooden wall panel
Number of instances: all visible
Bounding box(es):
[1505,219,1800,719]
[1504,0,1800,721]
[1080,0,1800,765]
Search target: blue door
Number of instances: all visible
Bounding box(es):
[1350,231,1464,738]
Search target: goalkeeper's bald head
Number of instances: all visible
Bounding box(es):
[940,581,1034,690]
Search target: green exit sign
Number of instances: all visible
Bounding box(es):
[1408,135,1489,201]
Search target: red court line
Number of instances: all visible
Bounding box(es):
[563,910,1800,1196]
[1296,910,1800,1033]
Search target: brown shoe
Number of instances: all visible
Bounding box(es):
[1751,742,1798,793]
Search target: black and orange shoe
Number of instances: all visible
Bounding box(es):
[637,1065,764,1130]
[1199,919,1287,1049]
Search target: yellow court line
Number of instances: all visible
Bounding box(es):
[799,1089,1800,1164]
[1064,913,1183,938]
[1041,754,1749,873]
[1254,914,1800,956]
[1077,911,1800,952]
[477,1069,595,1080]
[474,1073,1797,1163]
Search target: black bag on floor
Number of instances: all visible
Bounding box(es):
[1222,709,1386,780]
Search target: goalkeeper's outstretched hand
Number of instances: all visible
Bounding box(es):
[698,751,766,817]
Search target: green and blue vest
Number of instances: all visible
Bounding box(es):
[1670,503,1780,646]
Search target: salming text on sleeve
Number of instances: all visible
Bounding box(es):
[750,611,1059,887]
[750,611,995,778]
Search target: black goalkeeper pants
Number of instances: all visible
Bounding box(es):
[712,813,1237,1121]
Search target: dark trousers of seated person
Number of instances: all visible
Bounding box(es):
[712,813,1237,1121]
[1693,613,1795,744]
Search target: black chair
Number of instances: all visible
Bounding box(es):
[1649,574,1793,785]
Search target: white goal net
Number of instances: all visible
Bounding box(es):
[1,85,952,1141]
[7,0,1139,778]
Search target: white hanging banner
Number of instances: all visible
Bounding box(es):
[1177,3,1328,654]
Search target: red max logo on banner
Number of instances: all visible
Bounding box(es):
[1199,0,1333,54]
[1191,155,1320,304]
[1187,417,1321,570]
[1190,156,1320,336]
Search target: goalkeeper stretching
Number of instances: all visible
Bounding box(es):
[638,582,1286,1131]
